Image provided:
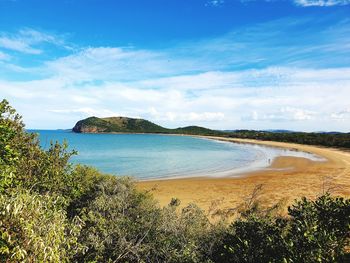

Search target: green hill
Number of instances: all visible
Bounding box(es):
[72,116,223,136]
[72,116,168,133]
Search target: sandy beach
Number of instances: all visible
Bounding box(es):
[137,137,350,214]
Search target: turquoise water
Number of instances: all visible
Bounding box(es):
[31,130,324,180]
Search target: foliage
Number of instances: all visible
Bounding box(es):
[72,116,169,133]
[228,130,350,149]
[73,176,222,262]
[73,176,159,262]
[0,190,83,262]
[173,126,222,136]
[287,194,350,262]
[213,185,289,263]
[0,99,78,196]
[216,216,288,263]
[0,99,27,192]
[73,116,225,136]
[214,192,350,263]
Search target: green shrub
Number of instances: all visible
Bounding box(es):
[215,217,288,263]
[287,194,350,262]
[0,190,83,262]
[0,99,77,197]
[215,194,350,263]
[73,175,161,262]
[73,176,221,263]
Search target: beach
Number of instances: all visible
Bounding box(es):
[137,137,350,214]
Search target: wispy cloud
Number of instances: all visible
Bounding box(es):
[44,47,185,82]
[170,16,350,70]
[1,16,349,81]
[0,36,41,54]
[0,51,10,60]
[240,0,350,6]
[294,0,350,6]
[244,107,316,122]
[330,109,350,121]
[0,28,67,54]
[18,16,346,85]
[205,0,225,7]
[49,107,122,118]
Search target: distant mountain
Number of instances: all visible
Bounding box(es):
[72,116,224,136]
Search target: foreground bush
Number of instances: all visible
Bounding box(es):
[72,176,222,262]
[0,191,82,262]
[287,194,350,262]
[214,193,350,263]
[0,99,349,262]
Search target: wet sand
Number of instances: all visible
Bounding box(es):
[137,137,350,213]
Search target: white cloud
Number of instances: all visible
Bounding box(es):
[0,51,10,60]
[294,0,350,6]
[0,28,66,54]
[146,107,225,123]
[0,37,41,54]
[283,107,315,120]
[44,47,195,82]
[240,0,350,6]
[206,0,225,7]
[18,29,61,44]
[244,107,315,122]
[330,109,350,120]
[49,107,122,118]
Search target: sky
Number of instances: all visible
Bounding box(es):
[0,0,349,131]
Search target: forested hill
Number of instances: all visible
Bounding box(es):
[72,116,224,136]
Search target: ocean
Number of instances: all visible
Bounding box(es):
[30,130,324,180]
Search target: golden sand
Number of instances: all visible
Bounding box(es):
[137,137,350,212]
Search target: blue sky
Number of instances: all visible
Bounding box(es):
[0,0,349,131]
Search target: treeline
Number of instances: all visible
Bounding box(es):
[1,99,350,262]
[172,125,224,136]
[226,130,350,149]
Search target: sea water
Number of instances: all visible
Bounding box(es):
[30,130,324,180]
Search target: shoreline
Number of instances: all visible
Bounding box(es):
[137,137,326,182]
[71,131,330,182]
[137,136,350,213]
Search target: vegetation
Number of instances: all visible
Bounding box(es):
[227,130,350,149]
[1,99,350,262]
[214,190,350,263]
[72,116,224,136]
[73,116,169,133]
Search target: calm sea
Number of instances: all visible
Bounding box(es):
[30,130,324,180]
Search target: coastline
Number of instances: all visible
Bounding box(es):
[137,137,350,213]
